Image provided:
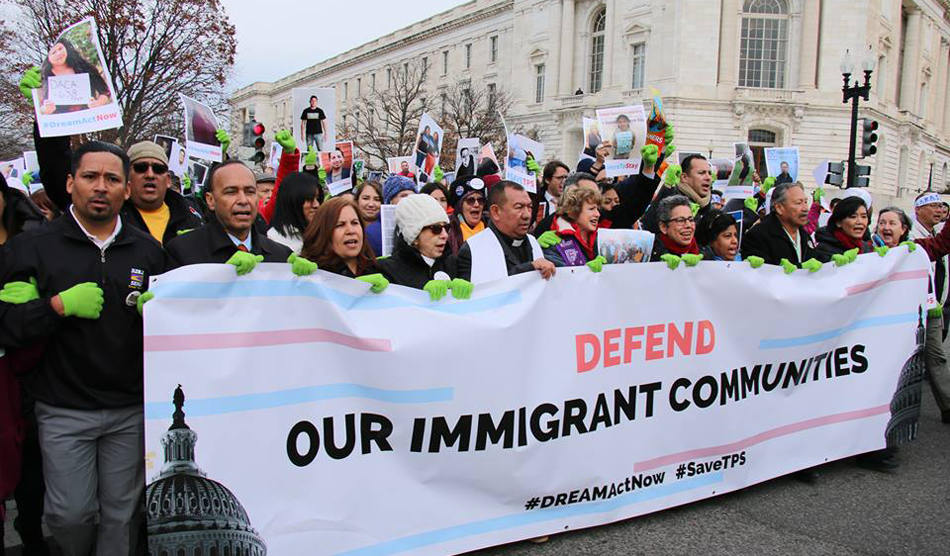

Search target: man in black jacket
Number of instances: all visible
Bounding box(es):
[742,182,817,267]
[0,142,165,555]
[165,160,292,269]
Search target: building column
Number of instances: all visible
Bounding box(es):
[558,0,575,95]
[603,0,616,89]
[938,41,950,131]
[718,0,740,87]
[797,0,820,89]
[899,8,921,111]
[552,1,563,97]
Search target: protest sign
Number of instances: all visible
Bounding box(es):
[180,94,222,162]
[505,133,544,193]
[583,117,602,151]
[387,156,416,182]
[292,88,336,149]
[187,159,209,190]
[353,160,365,181]
[144,250,928,555]
[412,113,443,183]
[676,151,703,166]
[32,18,122,138]
[22,151,41,192]
[320,141,354,196]
[729,143,755,186]
[379,204,397,257]
[597,229,654,264]
[479,142,499,171]
[765,147,799,183]
[168,142,187,177]
[723,185,755,202]
[455,138,480,178]
[596,104,647,178]
[645,89,667,155]
[268,143,282,176]
[153,135,176,161]
[1,158,26,192]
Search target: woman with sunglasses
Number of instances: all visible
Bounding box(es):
[377,195,472,299]
[445,174,488,255]
[649,195,701,262]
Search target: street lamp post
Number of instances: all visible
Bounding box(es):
[707,139,715,159]
[840,49,875,189]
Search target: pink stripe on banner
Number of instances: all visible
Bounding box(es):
[145,328,392,353]
[846,269,929,296]
[633,404,889,472]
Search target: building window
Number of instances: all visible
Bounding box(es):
[897,145,909,197]
[490,35,498,63]
[343,82,348,99]
[371,73,376,90]
[422,57,428,80]
[356,77,361,97]
[589,8,606,93]
[247,107,255,121]
[442,50,449,75]
[465,43,472,69]
[919,81,928,118]
[387,67,392,89]
[487,83,496,105]
[535,63,545,103]
[876,55,886,101]
[355,111,360,134]
[739,0,789,89]
[631,43,646,89]
[748,128,777,175]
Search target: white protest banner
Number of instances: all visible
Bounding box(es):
[144,250,929,555]
[765,147,800,183]
[596,104,647,178]
[379,204,397,257]
[505,133,544,193]
[180,94,222,162]
[33,18,122,138]
[46,74,92,105]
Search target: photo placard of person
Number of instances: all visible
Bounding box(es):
[353,160,365,180]
[387,156,416,182]
[23,150,42,192]
[168,141,187,177]
[32,17,122,137]
[153,135,177,161]
[597,229,655,264]
[292,87,336,151]
[765,147,800,184]
[180,94,222,162]
[583,117,602,152]
[187,159,210,190]
[595,104,647,178]
[379,204,397,257]
[412,113,444,184]
[478,142,499,171]
[320,141,354,196]
[676,151,703,166]
[455,138,480,178]
[1,158,26,192]
[729,142,755,186]
[504,133,544,193]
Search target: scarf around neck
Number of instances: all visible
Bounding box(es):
[659,232,699,255]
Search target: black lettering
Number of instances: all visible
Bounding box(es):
[740,365,761,398]
[589,393,612,431]
[670,378,691,411]
[360,413,393,454]
[475,410,515,450]
[782,359,807,388]
[410,418,426,453]
[428,415,473,452]
[834,346,850,377]
[562,399,589,437]
[640,381,661,417]
[518,406,528,447]
[720,369,740,405]
[287,420,319,467]
[762,363,784,392]
[530,403,560,442]
[612,386,637,424]
[693,375,718,408]
[850,344,868,373]
[323,414,356,460]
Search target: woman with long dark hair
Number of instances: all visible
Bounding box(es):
[38,38,111,115]
[267,172,324,253]
[814,196,873,262]
[0,175,45,246]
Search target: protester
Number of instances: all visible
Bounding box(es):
[355,180,382,224]
[165,160,293,270]
[641,154,712,233]
[541,186,606,272]
[446,175,488,255]
[260,130,302,224]
[0,175,45,244]
[256,172,276,209]
[535,160,570,221]
[813,196,873,263]
[420,182,449,213]
[649,195,701,264]
[365,175,416,256]
[456,181,553,283]
[696,209,741,261]
[377,194,473,300]
[299,197,388,293]
[0,142,166,555]
[742,182,820,272]
[599,182,619,214]
[267,172,323,253]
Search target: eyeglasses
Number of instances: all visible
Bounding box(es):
[664,216,696,226]
[132,162,168,175]
[424,223,450,234]
[463,196,485,206]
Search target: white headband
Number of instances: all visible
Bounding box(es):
[916,193,942,208]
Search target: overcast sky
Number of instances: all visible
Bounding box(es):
[222,0,470,91]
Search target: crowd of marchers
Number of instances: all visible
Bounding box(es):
[2,67,950,555]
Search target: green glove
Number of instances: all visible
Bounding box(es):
[304,146,318,167]
[21,172,33,190]
[844,248,859,264]
[682,253,703,267]
[318,165,327,185]
[288,253,318,276]
[19,66,41,101]
[929,305,944,319]
[537,230,562,249]
[746,256,764,269]
[275,130,296,154]
[832,253,849,267]
[226,251,264,276]
[663,164,682,187]
[525,157,540,175]
[434,165,445,182]
[641,144,659,167]
[182,174,192,192]
[802,258,822,273]
[875,245,889,258]
[423,279,449,301]
[356,273,389,294]
[744,196,758,213]
[813,187,824,203]
[900,240,917,253]
[690,203,700,217]
[586,255,607,273]
[136,291,154,316]
[59,282,104,319]
[780,258,796,274]
[215,129,231,153]
[660,254,681,270]
[761,177,776,195]
[449,278,473,300]
[664,125,675,157]
[0,278,39,304]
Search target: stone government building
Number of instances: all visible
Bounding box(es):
[230,0,950,207]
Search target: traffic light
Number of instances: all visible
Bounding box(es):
[860,118,878,158]
[854,163,871,188]
[250,121,265,163]
[825,161,844,187]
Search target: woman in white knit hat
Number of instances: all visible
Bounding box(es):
[377,194,473,301]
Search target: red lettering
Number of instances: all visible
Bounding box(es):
[696,320,716,354]
[667,322,693,357]
[603,328,621,368]
[576,334,601,373]
[623,326,644,364]
[645,324,665,361]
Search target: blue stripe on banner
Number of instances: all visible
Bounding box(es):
[333,472,723,556]
[758,312,919,350]
[144,384,454,420]
[149,280,521,314]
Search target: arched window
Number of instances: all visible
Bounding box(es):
[588,8,606,93]
[739,0,789,89]
[748,128,777,175]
